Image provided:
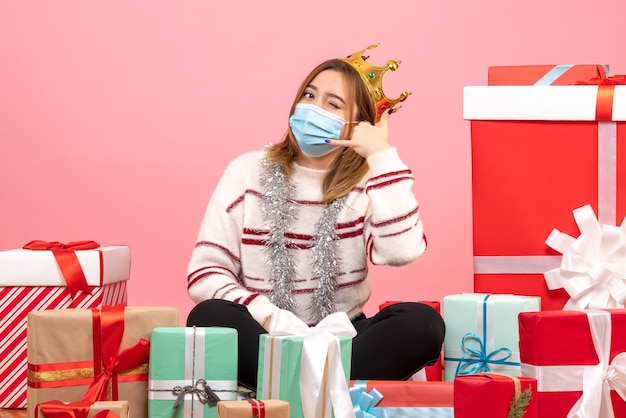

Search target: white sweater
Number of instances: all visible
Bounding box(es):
[187,147,426,325]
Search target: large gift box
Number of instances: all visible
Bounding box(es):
[465,79,626,310]
[257,310,355,418]
[27,304,179,418]
[519,309,626,417]
[216,400,290,417]
[148,326,238,418]
[453,373,538,417]
[0,241,130,409]
[488,64,608,86]
[350,380,453,417]
[443,293,540,381]
[36,400,130,418]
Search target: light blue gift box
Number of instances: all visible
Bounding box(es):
[256,334,352,418]
[148,326,238,418]
[443,293,540,381]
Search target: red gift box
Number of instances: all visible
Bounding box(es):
[464,82,626,310]
[350,380,453,407]
[519,309,626,417]
[379,301,443,381]
[454,373,538,417]
[0,243,130,409]
[488,64,608,86]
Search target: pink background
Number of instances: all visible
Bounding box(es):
[2,1,625,324]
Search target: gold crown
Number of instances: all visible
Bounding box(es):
[343,43,411,122]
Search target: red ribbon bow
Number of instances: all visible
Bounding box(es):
[574,75,626,121]
[23,240,101,298]
[81,304,150,403]
[36,400,119,418]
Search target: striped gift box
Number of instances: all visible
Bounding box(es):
[0,244,130,408]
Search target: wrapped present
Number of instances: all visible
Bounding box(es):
[36,400,130,418]
[519,309,626,417]
[257,310,355,418]
[216,399,290,417]
[443,293,540,381]
[27,304,179,418]
[148,326,238,418]
[350,380,453,417]
[454,373,538,417]
[488,64,608,86]
[378,301,443,381]
[464,78,626,310]
[0,241,130,409]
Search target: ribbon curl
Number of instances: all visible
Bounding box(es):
[23,240,100,298]
[544,204,626,310]
[269,309,357,418]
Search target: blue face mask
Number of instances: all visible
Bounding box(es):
[289,103,347,157]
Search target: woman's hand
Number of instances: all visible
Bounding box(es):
[331,108,393,158]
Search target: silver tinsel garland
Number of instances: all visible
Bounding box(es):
[259,159,346,321]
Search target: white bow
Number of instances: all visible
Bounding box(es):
[269,309,357,418]
[544,204,626,309]
[567,310,626,418]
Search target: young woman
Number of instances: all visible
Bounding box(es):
[186,48,445,390]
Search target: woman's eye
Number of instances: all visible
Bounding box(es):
[303,92,314,99]
[329,102,341,109]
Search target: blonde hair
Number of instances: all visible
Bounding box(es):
[264,59,377,206]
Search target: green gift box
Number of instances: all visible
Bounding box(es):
[256,310,356,418]
[443,293,540,381]
[148,326,238,418]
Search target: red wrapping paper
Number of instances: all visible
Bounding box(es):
[454,373,538,417]
[350,380,453,407]
[470,107,626,310]
[487,64,608,85]
[518,309,626,417]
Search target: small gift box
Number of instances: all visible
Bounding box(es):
[487,64,608,86]
[216,399,290,417]
[0,241,130,409]
[27,304,179,418]
[453,373,538,417]
[148,326,238,418]
[443,293,540,381]
[36,400,130,418]
[257,310,355,418]
[519,309,626,417]
[350,380,453,417]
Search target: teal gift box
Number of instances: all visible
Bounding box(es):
[443,293,540,381]
[148,326,238,418]
[257,310,356,418]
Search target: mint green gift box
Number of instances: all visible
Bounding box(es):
[443,293,540,381]
[256,334,352,418]
[148,326,238,418]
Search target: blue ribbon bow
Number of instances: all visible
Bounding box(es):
[350,381,384,418]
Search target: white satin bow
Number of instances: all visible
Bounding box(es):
[544,204,626,309]
[269,309,358,418]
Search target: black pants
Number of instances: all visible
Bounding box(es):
[186,299,445,390]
